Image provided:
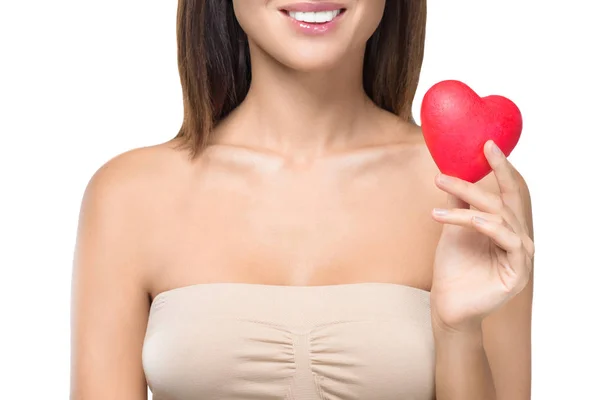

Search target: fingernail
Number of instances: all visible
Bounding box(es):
[433,208,448,216]
[491,142,503,156]
[437,173,449,185]
[473,216,487,225]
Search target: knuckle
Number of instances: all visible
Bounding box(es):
[511,235,524,250]
[525,237,535,256]
[517,233,535,255]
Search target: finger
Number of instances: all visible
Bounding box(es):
[484,140,524,212]
[523,236,535,260]
[436,173,500,212]
[484,140,520,193]
[447,192,469,210]
[470,216,531,277]
[436,173,504,214]
[432,208,513,231]
[435,172,526,235]
[432,206,535,260]
[433,210,534,282]
[483,143,534,258]
[436,173,469,209]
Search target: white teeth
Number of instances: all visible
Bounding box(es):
[288,10,341,23]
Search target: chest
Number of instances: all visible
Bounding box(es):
[152,157,442,290]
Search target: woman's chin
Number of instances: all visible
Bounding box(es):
[277,49,348,73]
[286,60,342,73]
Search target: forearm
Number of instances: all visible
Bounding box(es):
[433,324,496,400]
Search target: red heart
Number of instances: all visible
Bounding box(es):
[420,80,522,183]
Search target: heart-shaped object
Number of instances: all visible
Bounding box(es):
[420,80,522,183]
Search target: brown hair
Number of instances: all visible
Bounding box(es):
[174,0,427,157]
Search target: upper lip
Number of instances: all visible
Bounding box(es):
[280,2,346,12]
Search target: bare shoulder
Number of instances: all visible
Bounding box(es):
[71,139,191,399]
[81,139,192,218]
[77,139,192,272]
[83,139,188,203]
[381,121,446,205]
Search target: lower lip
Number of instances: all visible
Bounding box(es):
[282,10,346,36]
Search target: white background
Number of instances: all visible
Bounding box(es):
[1,1,598,399]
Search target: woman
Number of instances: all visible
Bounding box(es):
[70,1,534,399]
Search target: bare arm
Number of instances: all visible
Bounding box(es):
[433,324,496,399]
[70,156,151,399]
[481,170,533,399]
[434,170,534,399]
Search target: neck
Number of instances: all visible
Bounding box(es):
[214,41,379,159]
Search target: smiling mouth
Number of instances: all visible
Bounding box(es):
[281,9,347,24]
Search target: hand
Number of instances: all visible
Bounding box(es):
[430,140,534,333]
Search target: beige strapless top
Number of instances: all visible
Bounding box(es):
[142,282,435,400]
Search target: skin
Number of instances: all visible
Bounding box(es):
[71,1,534,399]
